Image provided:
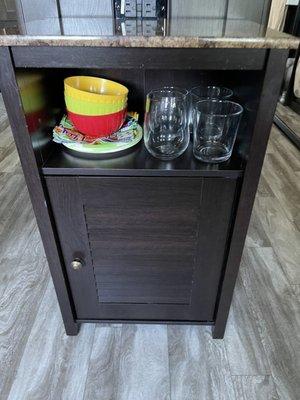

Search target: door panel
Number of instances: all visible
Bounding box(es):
[46,176,237,321]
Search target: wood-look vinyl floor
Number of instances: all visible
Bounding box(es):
[0,95,299,399]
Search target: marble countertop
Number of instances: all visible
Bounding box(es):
[0,16,299,49]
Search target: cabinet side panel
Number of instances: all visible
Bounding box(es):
[0,47,78,335]
[191,177,239,318]
[213,49,289,339]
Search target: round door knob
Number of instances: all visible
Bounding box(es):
[71,258,83,270]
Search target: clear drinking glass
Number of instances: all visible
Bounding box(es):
[193,99,243,163]
[190,86,233,101]
[188,86,233,134]
[144,88,189,160]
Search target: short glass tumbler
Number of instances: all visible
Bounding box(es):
[190,86,233,101]
[144,88,189,160]
[193,100,243,163]
[188,86,233,134]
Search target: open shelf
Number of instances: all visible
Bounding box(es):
[42,141,245,178]
[16,67,261,179]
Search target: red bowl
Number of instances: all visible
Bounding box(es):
[67,108,127,138]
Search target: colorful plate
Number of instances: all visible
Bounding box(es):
[62,124,143,155]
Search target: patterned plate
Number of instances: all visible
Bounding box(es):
[62,124,143,154]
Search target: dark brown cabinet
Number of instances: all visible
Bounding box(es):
[0,41,292,337]
[46,176,237,322]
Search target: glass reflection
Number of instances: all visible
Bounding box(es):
[1,0,271,38]
[16,72,56,166]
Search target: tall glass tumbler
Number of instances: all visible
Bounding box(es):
[144,88,189,160]
[193,100,243,163]
[188,86,233,134]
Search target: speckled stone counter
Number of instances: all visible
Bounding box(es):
[0,16,299,49]
[0,31,298,49]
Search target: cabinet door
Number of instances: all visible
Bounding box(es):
[46,176,237,322]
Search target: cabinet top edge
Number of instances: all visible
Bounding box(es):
[0,32,299,50]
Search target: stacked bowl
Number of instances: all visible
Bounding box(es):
[64,76,128,138]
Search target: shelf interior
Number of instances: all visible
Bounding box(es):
[16,67,264,177]
[42,140,245,178]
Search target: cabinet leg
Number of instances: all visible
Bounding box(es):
[212,324,225,339]
[64,321,81,336]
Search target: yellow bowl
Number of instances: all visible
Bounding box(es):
[65,93,127,116]
[64,76,128,104]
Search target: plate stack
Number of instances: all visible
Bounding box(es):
[53,113,143,157]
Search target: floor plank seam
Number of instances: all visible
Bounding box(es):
[223,345,237,398]
[166,325,172,400]
[112,325,126,400]
[230,374,272,377]
[80,325,97,400]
